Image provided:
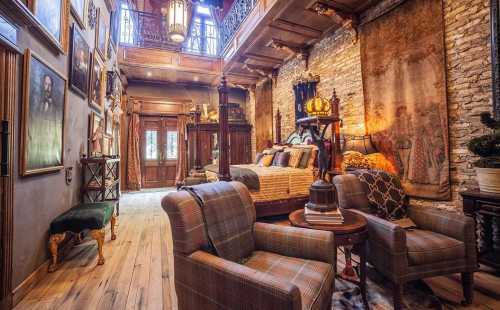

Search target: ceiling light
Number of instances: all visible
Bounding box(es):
[167,0,188,43]
[147,71,152,77]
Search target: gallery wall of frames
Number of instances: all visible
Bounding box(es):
[0,0,122,304]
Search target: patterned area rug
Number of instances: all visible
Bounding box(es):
[332,265,443,310]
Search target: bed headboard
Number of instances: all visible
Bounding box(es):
[285,130,313,145]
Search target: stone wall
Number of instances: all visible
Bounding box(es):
[270,0,493,208]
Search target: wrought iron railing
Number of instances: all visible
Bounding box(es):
[220,0,259,50]
[119,8,181,50]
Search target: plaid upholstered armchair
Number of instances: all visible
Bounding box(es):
[162,181,336,310]
[333,173,477,310]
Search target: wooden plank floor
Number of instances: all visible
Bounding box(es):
[14,191,500,310]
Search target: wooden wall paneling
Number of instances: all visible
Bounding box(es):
[255,79,273,152]
[0,46,16,310]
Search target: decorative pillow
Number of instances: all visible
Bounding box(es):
[259,154,274,167]
[287,148,303,168]
[271,150,283,166]
[255,152,264,164]
[308,149,318,168]
[272,151,290,167]
[353,169,408,221]
[297,147,312,169]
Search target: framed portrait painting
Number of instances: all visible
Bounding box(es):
[95,8,108,60]
[89,51,105,111]
[28,0,69,49]
[21,49,66,176]
[70,0,87,29]
[89,112,104,156]
[70,24,90,98]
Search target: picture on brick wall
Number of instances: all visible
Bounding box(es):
[69,24,90,98]
[95,8,108,60]
[360,0,450,200]
[21,49,66,176]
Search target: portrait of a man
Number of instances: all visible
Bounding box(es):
[70,25,90,98]
[89,52,104,110]
[89,112,104,156]
[22,50,66,175]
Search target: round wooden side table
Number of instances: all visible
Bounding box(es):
[289,209,369,306]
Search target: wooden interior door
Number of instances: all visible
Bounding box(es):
[140,116,178,188]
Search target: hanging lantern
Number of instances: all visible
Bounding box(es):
[167,0,188,43]
[305,96,331,116]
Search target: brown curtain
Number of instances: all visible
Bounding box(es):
[127,113,142,190]
[175,114,188,185]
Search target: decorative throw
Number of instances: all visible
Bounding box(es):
[184,182,255,262]
[353,169,408,221]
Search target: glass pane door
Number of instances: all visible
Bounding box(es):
[145,130,158,160]
[165,131,178,160]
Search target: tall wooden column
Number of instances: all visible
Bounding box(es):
[218,76,231,181]
[192,108,202,171]
[275,109,282,145]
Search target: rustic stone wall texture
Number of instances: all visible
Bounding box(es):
[271,0,493,208]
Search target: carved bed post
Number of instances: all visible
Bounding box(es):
[330,90,342,171]
[192,108,202,171]
[218,76,231,181]
[275,109,282,144]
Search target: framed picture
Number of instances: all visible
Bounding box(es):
[102,135,111,156]
[28,0,69,49]
[95,8,108,60]
[105,109,113,135]
[69,24,90,98]
[89,112,104,156]
[89,51,105,111]
[21,49,66,176]
[70,0,86,29]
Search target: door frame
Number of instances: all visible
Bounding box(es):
[0,40,17,310]
[139,115,178,188]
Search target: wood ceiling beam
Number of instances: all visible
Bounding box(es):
[267,38,311,68]
[268,19,322,40]
[242,63,275,79]
[306,1,358,26]
[243,52,284,65]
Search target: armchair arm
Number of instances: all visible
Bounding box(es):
[254,222,336,265]
[177,251,301,310]
[350,209,408,282]
[408,206,477,269]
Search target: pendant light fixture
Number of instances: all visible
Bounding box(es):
[167,0,188,43]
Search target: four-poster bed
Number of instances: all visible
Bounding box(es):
[198,76,342,218]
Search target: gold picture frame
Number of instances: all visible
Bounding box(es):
[70,0,87,29]
[28,0,70,52]
[89,111,104,156]
[95,8,108,60]
[89,51,106,112]
[21,49,67,176]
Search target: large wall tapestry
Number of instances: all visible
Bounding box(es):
[360,0,450,200]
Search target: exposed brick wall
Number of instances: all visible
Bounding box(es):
[270,0,493,208]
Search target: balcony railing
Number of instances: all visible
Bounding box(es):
[220,0,259,50]
[120,8,181,51]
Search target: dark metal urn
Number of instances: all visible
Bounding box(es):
[305,180,338,212]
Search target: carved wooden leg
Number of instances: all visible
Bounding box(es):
[90,229,105,265]
[461,272,474,306]
[111,215,117,240]
[392,282,403,310]
[48,233,66,273]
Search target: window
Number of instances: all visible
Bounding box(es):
[145,130,158,160]
[165,131,178,160]
[185,4,218,56]
[120,3,134,44]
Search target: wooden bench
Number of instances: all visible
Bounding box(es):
[48,202,117,272]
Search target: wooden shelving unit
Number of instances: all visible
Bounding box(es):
[81,157,121,215]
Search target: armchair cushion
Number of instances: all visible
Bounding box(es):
[352,169,408,220]
[254,222,336,265]
[406,229,466,266]
[245,251,335,310]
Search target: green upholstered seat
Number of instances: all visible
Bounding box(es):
[50,202,115,235]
